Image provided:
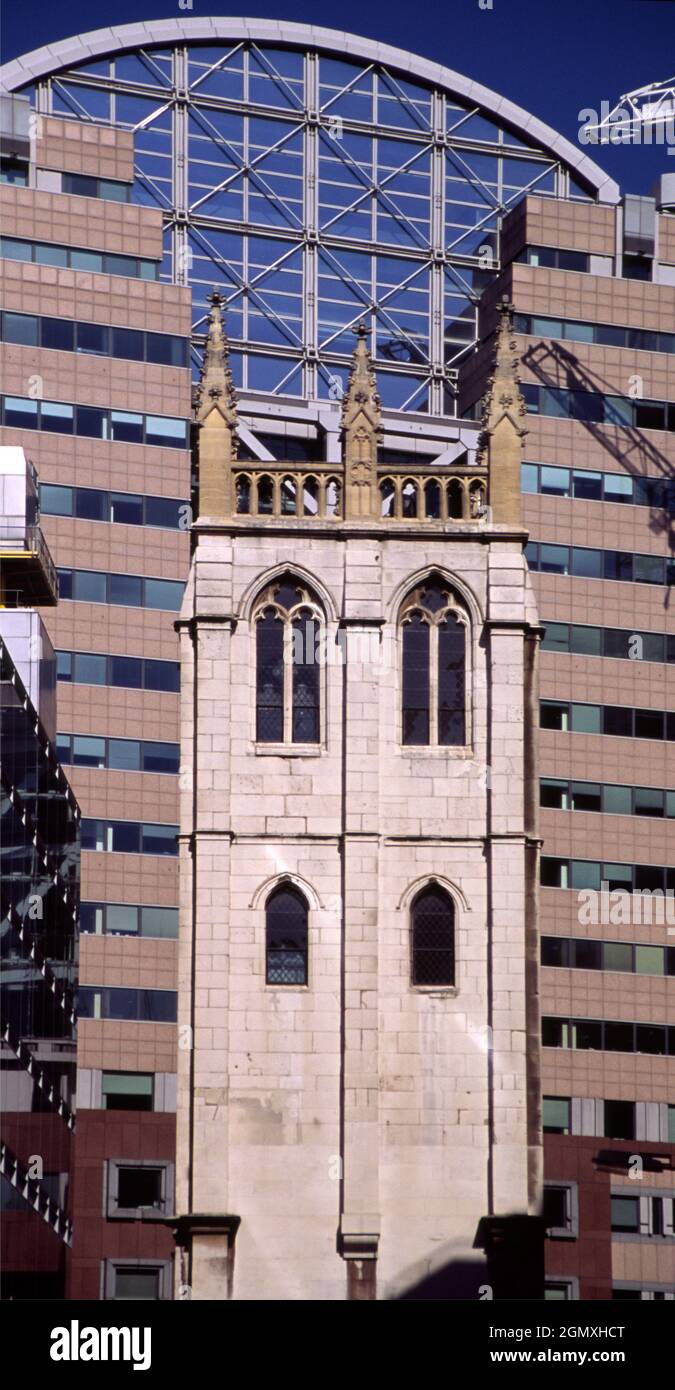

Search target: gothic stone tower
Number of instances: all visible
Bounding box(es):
[175,292,542,1301]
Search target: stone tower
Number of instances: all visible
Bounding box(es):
[175,302,543,1300]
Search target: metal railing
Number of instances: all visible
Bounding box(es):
[0,518,58,597]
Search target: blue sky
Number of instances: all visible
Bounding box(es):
[2,0,674,194]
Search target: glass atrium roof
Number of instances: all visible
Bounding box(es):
[1,21,617,414]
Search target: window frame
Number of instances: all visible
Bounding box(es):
[101,1072,154,1112]
[609,1191,675,1239]
[399,578,472,753]
[544,1277,579,1301]
[543,1096,571,1134]
[409,883,457,991]
[252,577,326,751]
[264,883,310,988]
[543,1181,579,1240]
[106,1158,174,1221]
[603,1099,636,1141]
[102,1258,172,1301]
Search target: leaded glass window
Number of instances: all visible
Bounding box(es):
[266,885,308,985]
[254,576,322,744]
[411,885,455,986]
[401,578,468,746]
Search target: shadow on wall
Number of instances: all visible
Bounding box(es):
[392,1216,545,1300]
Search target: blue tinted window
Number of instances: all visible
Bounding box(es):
[110,411,143,443]
[111,327,144,360]
[77,987,97,1017]
[55,733,71,763]
[144,578,184,611]
[145,415,188,448]
[75,405,107,438]
[141,824,178,856]
[4,396,38,428]
[146,333,188,367]
[145,496,184,528]
[41,484,73,516]
[100,179,130,203]
[71,248,104,272]
[73,653,107,685]
[521,463,538,493]
[106,988,140,1020]
[572,548,602,578]
[540,466,569,496]
[110,822,141,853]
[1,237,32,260]
[35,244,68,267]
[570,626,602,655]
[72,736,105,768]
[108,740,141,771]
[144,660,180,693]
[110,656,143,688]
[41,318,75,351]
[105,253,135,277]
[109,573,142,607]
[73,571,107,604]
[42,401,74,434]
[140,990,177,1022]
[76,322,109,354]
[56,651,72,681]
[110,493,143,525]
[75,488,107,521]
[2,311,38,345]
[81,820,105,851]
[142,742,180,774]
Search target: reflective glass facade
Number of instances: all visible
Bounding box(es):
[0,637,80,1299]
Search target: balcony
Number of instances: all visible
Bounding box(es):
[0,516,58,606]
[0,447,58,606]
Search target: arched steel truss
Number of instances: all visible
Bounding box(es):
[1,20,618,416]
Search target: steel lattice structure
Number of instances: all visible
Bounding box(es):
[0,19,618,416]
[583,76,675,137]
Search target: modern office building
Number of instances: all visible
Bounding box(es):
[0,444,79,1299]
[0,18,672,1300]
[468,192,675,1302]
[0,89,191,1300]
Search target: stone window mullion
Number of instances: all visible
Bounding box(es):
[430,620,439,747]
[283,613,294,743]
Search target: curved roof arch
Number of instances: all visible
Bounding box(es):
[0,16,618,202]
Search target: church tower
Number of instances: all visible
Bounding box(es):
[175,302,543,1300]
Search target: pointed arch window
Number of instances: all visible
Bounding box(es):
[411,885,455,986]
[254,575,323,744]
[266,885,308,985]
[400,578,468,746]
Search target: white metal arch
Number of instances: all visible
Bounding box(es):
[0,17,619,201]
[0,20,619,416]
